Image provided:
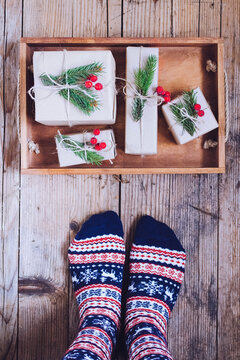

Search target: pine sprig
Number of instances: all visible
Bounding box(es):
[40,62,103,86]
[59,87,98,115]
[170,89,198,136]
[56,135,104,166]
[131,55,157,122]
[40,62,103,115]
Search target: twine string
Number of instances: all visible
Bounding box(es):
[168,102,211,135]
[57,131,116,157]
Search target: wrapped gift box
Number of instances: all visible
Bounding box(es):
[125,46,159,155]
[32,50,116,126]
[162,87,219,145]
[55,129,116,167]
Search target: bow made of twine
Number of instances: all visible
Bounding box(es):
[28,50,95,127]
[169,103,210,135]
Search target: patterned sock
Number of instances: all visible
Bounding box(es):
[125,216,186,360]
[63,211,125,360]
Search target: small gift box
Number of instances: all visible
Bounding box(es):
[55,129,116,167]
[162,87,219,145]
[125,46,159,155]
[30,50,116,126]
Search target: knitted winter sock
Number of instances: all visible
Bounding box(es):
[125,216,186,360]
[63,211,125,360]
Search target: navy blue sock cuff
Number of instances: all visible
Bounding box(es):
[75,211,124,240]
[134,215,185,252]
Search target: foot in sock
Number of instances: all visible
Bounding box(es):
[125,216,186,360]
[63,211,125,360]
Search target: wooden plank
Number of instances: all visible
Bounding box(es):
[172,0,199,37]
[199,0,221,37]
[218,1,240,359]
[123,0,172,37]
[73,0,108,37]
[20,36,223,45]
[0,0,22,359]
[23,0,73,37]
[20,1,77,359]
[0,0,4,168]
[0,0,6,357]
[108,0,122,37]
[20,167,225,175]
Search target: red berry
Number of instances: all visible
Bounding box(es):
[95,83,103,90]
[89,74,98,82]
[90,137,97,145]
[198,110,205,117]
[95,144,101,151]
[85,80,93,88]
[93,128,100,136]
[165,91,171,97]
[100,142,106,149]
[156,86,164,95]
[164,95,171,103]
[194,103,201,111]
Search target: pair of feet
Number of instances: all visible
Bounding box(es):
[63,211,186,360]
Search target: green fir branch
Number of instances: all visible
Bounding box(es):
[131,55,157,122]
[170,89,198,136]
[40,62,103,115]
[56,135,104,166]
[40,62,103,86]
[59,87,99,115]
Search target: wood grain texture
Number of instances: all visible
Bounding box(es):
[172,0,199,37]
[218,0,240,359]
[1,1,240,360]
[20,1,73,358]
[108,0,122,37]
[0,0,21,359]
[123,0,171,37]
[73,0,108,37]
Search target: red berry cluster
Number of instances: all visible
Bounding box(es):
[85,75,103,91]
[156,86,171,103]
[90,129,106,151]
[194,103,205,117]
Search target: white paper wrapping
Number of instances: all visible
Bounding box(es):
[162,87,219,145]
[32,50,116,126]
[125,47,159,155]
[55,129,116,167]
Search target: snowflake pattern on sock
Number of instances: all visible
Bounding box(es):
[125,217,186,360]
[63,230,125,360]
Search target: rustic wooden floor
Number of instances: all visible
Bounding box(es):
[0,0,240,359]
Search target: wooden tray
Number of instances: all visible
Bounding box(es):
[20,37,225,174]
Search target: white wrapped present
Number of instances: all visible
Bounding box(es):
[30,50,116,126]
[55,129,116,167]
[125,47,159,155]
[162,87,219,145]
